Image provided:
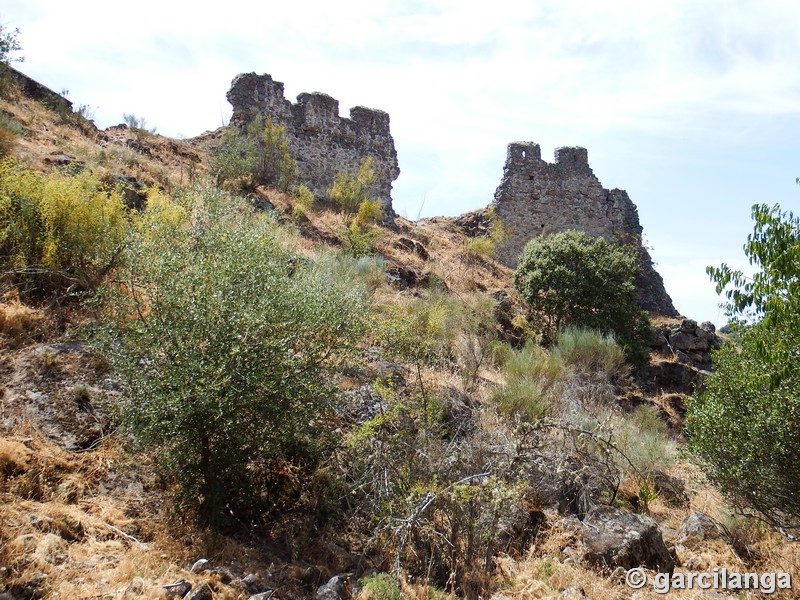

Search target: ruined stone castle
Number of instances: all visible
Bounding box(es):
[225,72,675,315]
[226,73,400,214]
[492,142,677,315]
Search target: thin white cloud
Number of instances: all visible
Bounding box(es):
[3,0,799,322]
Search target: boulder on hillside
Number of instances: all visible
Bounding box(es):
[675,511,725,549]
[580,506,674,573]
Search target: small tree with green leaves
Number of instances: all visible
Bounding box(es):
[513,230,651,361]
[686,323,800,531]
[689,202,800,531]
[95,184,366,526]
[706,203,800,381]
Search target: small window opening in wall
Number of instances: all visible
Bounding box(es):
[521,149,526,158]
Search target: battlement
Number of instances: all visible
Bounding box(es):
[506,142,542,163]
[294,92,340,131]
[554,146,589,169]
[226,72,399,213]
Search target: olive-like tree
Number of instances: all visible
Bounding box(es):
[689,203,800,531]
[96,185,366,526]
[513,230,651,362]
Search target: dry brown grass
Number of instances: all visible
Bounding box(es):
[0,293,49,344]
[0,91,209,197]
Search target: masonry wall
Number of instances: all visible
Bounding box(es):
[492,142,677,315]
[227,73,400,215]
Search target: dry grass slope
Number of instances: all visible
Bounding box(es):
[0,80,797,600]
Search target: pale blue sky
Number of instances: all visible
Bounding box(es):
[4,0,800,325]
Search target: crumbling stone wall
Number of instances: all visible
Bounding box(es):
[227,73,400,214]
[492,142,677,315]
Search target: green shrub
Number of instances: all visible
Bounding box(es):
[210,124,256,187]
[464,237,494,261]
[494,376,549,421]
[326,253,386,294]
[487,206,508,250]
[513,230,651,362]
[211,116,296,192]
[345,380,529,592]
[359,573,405,600]
[341,222,381,258]
[686,323,800,531]
[95,183,367,526]
[250,115,296,191]
[329,158,376,215]
[0,158,128,296]
[708,203,800,383]
[493,342,565,421]
[354,198,382,227]
[292,183,315,220]
[502,342,565,385]
[694,203,800,530]
[551,326,625,376]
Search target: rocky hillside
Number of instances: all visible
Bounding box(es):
[0,74,797,600]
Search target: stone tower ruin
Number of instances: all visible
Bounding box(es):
[492,142,677,315]
[226,72,400,215]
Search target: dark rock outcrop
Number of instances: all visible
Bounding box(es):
[581,505,674,573]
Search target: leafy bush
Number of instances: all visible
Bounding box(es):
[686,323,800,531]
[291,183,315,220]
[693,203,800,531]
[95,184,367,525]
[211,116,296,192]
[329,158,376,215]
[513,230,651,362]
[464,237,494,261]
[707,203,800,382]
[0,159,128,296]
[551,326,625,376]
